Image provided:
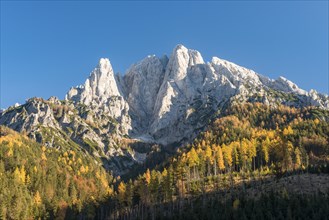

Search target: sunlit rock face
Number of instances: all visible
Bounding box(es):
[66,58,131,134]
[64,44,329,145]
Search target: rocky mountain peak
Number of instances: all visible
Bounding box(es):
[173,44,204,65]
[65,57,131,134]
[66,58,122,104]
[3,45,329,148]
[98,58,112,71]
[165,45,205,82]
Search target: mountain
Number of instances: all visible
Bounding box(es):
[1,45,329,220]
[1,45,328,176]
[67,44,329,145]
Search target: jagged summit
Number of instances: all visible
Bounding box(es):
[172,44,204,65]
[63,45,329,144]
[98,57,111,69]
[67,57,122,101]
[165,44,205,84]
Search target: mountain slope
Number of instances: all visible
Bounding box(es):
[1,103,328,219]
[106,102,329,220]
[0,126,114,219]
[0,97,155,175]
[1,45,328,176]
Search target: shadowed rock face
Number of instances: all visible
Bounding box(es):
[63,44,329,145]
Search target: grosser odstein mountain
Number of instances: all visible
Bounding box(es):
[1,45,329,219]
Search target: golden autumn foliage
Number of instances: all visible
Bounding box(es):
[283,126,294,136]
[34,191,42,206]
[205,145,213,164]
[154,103,329,182]
[0,131,23,148]
[80,165,86,174]
[314,118,320,125]
[41,152,47,161]
[187,147,199,167]
[6,147,13,157]
[117,181,126,203]
[222,144,233,168]
[145,169,151,185]
[215,146,225,171]
[0,126,115,219]
[13,165,26,184]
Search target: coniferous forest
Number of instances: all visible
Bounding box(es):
[1,103,329,219]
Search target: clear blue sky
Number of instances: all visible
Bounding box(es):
[1,1,328,109]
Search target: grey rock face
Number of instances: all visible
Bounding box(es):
[124,55,167,133]
[66,58,131,134]
[0,98,59,133]
[67,58,122,103]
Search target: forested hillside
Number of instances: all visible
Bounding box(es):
[1,103,329,219]
[0,126,114,219]
[108,103,329,219]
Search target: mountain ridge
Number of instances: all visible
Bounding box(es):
[67,44,329,145]
[1,44,328,175]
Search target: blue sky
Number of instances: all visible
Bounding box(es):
[1,1,328,109]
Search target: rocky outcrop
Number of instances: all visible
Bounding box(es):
[67,58,122,103]
[0,98,59,133]
[0,97,150,175]
[66,58,131,134]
